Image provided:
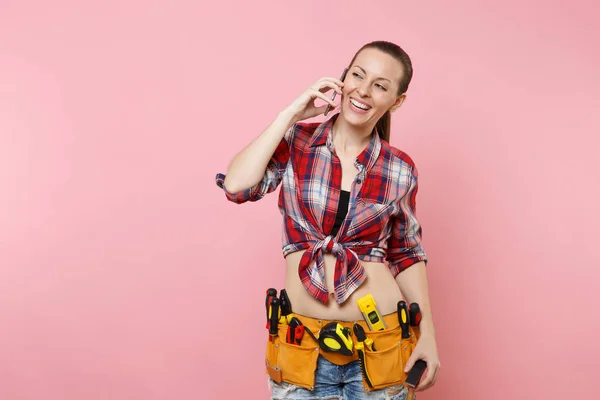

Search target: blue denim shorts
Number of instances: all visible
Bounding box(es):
[269,355,411,400]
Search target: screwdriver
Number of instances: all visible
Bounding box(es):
[265,288,277,329]
[269,298,280,337]
[409,303,422,326]
[397,301,411,339]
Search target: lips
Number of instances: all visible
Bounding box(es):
[349,98,372,110]
[348,97,372,114]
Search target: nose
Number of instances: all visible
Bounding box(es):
[357,81,370,97]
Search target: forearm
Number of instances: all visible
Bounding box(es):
[223,110,295,193]
[394,261,436,337]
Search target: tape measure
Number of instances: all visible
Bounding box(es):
[318,322,353,356]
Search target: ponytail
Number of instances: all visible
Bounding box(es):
[375,111,391,142]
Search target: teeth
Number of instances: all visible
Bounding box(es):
[350,98,371,110]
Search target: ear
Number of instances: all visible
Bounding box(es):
[389,93,406,113]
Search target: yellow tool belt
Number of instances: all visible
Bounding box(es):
[265,312,421,392]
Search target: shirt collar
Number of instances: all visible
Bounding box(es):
[308,112,382,171]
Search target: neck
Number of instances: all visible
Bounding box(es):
[332,115,375,157]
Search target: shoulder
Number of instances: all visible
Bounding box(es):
[379,141,422,199]
[295,120,322,133]
[380,140,419,172]
[285,120,321,148]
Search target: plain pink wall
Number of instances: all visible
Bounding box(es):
[1,1,598,399]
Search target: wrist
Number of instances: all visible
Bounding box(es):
[278,108,298,126]
[417,317,436,338]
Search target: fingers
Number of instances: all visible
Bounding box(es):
[318,85,342,95]
[309,88,337,107]
[415,366,434,391]
[293,76,345,120]
[432,366,439,387]
[403,353,418,373]
[316,82,343,96]
[318,76,345,87]
[313,78,344,95]
[415,362,439,392]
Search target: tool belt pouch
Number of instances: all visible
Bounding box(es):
[265,321,319,390]
[361,324,421,391]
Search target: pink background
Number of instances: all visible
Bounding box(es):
[1,1,598,399]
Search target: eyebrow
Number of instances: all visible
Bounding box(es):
[354,65,392,83]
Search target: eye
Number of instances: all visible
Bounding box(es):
[375,84,387,91]
[352,72,362,79]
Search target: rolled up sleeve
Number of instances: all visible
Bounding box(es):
[386,166,428,276]
[215,125,293,204]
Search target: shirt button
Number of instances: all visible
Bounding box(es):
[356,179,362,184]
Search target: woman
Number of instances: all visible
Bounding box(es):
[216,41,440,400]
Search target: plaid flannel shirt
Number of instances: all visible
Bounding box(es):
[216,113,428,304]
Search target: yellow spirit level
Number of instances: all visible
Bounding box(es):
[357,294,387,331]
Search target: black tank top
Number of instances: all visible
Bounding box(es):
[330,190,350,237]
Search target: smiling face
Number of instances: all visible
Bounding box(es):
[340,47,406,129]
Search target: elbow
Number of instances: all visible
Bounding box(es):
[222,175,243,194]
[222,172,261,194]
[215,172,262,204]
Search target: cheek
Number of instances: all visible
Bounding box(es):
[374,95,394,109]
[343,84,359,94]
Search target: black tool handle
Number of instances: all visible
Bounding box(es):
[269,298,280,335]
[286,325,295,344]
[405,359,427,388]
[289,317,301,328]
[279,289,292,316]
[266,288,277,319]
[409,303,422,326]
[357,350,373,388]
[397,301,410,339]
